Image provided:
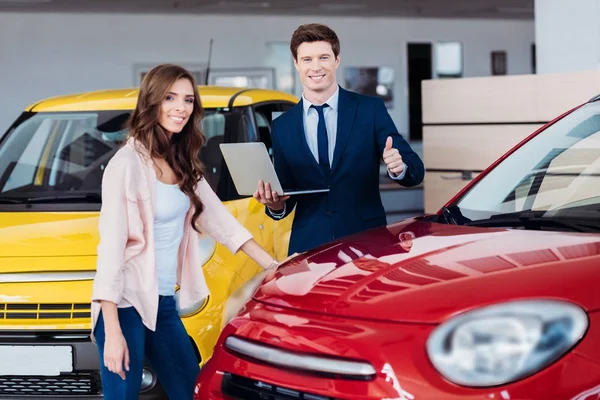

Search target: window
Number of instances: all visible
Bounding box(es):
[213,76,268,89]
[252,102,295,157]
[491,51,507,76]
[200,112,227,191]
[455,101,600,221]
[434,42,463,78]
[133,63,206,86]
[265,41,296,94]
[200,106,260,201]
[208,68,275,89]
[0,111,128,205]
[344,66,395,108]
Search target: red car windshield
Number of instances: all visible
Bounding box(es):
[451,100,600,227]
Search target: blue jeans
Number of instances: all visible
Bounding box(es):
[94,296,201,399]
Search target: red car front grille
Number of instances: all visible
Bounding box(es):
[221,373,339,400]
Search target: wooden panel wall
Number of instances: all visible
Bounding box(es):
[422,70,600,214]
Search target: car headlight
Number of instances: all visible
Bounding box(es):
[174,234,216,317]
[197,233,217,266]
[176,293,209,318]
[426,300,588,387]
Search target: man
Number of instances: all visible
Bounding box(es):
[254,23,424,255]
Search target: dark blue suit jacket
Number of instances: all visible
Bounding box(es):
[269,87,424,255]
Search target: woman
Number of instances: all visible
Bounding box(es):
[90,63,280,399]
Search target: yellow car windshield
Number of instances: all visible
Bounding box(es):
[0,109,242,209]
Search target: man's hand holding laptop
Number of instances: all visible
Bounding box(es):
[254,180,290,211]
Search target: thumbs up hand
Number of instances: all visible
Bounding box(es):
[382,136,404,177]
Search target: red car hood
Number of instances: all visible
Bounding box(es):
[254,220,600,323]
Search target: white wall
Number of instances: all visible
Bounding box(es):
[535,0,600,74]
[0,12,534,138]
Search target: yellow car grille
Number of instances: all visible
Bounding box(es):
[0,303,91,320]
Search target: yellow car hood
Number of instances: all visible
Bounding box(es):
[0,212,99,272]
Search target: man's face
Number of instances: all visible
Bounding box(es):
[294,41,339,95]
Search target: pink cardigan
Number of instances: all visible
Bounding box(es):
[91,139,253,335]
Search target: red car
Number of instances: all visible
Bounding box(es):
[194,95,600,399]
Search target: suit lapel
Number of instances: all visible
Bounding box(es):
[331,87,357,174]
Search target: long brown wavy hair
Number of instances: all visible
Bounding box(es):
[127,63,206,232]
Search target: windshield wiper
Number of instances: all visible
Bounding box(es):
[465,211,600,233]
[0,197,26,204]
[0,193,101,205]
[24,193,102,204]
[441,206,459,225]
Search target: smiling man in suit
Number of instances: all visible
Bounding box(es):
[254,23,424,255]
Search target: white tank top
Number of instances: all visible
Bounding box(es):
[154,179,190,295]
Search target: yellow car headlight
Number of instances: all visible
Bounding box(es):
[197,233,217,266]
[176,294,210,318]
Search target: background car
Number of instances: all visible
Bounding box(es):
[194,94,600,399]
[0,86,296,398]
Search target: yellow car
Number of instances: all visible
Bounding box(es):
[0,86,296,398]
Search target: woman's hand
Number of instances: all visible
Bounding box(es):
[100,300,129,380]
[240,239,281,280]
[264,260,280,282]
[104,330,129,380]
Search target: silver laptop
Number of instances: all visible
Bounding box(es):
[219,142,330,196]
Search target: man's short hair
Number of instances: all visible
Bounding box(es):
[290,23,340,61]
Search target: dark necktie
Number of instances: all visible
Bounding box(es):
[311,104,330,175]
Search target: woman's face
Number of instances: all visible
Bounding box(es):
[159,78,195,137]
